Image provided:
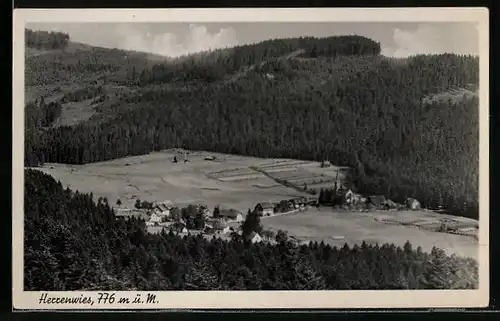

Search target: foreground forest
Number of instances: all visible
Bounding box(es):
[24,30,479,220]
[24,169,478,290]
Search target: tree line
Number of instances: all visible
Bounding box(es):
[25,29,70,50]
[25,97,62,129]
[24,169,478,291]
[25,28,153,87]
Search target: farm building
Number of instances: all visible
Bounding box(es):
[458,227,478,233]
[406,197,421,210]
[321,160,332,168]
[306,197,318,206]
[229,231,242,240]
[212,219,228,230]
[290,197,307,208]
[175,203,209,217]
[456,227,478,238]
[170,222,188,233]
[245,232,263,244]
[148,213,163,225]
[114,208,149,221]
[254,202,275,216]
[344,189,362,205]
[367,195,387,207]
[290,201,301,209]
[219,208,244,222]
[152,200,174,217]
[114,208,132,216]
[159,221,175,228]
[384,199,398,209]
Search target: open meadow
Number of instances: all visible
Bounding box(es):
[259,208,478,260]
[34,149,312,213]
[254,159,351,191]
[33,149,479,260]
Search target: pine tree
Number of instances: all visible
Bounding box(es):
[420,247,454,289]
[213,205,220,218]
[275,230,288,244]
[241,209,263,237]
[318,189,323,204]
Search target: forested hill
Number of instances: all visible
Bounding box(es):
[137,35,381,83]
[24,30,480,219]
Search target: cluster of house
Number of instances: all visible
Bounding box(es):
[201,222,264,244]
[114,200,246,230]
[341,188,422,211]
[113,196,320,245]
[254,196,318,216]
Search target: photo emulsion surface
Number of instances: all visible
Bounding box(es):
[15,9,489,309]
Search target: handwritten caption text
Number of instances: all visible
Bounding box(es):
[38,292,159,306]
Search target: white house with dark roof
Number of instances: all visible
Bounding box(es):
[219,208,244,222]
[152,200,174,217]
[246,231,263,244]
[147,213,163,226]
[254,202,274,216]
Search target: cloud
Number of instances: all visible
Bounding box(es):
[111,24,238,57]
[26,23,238,57]
[382,23,479,57]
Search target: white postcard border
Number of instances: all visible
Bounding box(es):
[12,8,490,310]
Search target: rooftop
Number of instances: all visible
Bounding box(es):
[258,202,274,209]
[219,208,242,217]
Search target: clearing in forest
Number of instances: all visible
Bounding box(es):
[33,149,479,260]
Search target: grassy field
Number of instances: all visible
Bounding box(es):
[254,159,351,192]
[260,208,478,259]
[35,149,311,213]
[33,149,478,260]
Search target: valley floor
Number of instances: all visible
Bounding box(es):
[259,208,478,260]
[31,149,479,260]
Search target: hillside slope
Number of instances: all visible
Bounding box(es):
[24,30,480,219]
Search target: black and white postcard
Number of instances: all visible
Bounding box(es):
[12,8,490,310]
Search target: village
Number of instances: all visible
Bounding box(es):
[113,175,479,245]
[114,194,318,244]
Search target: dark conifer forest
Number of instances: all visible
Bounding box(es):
[23,30,480,290]
[25,169,478,290]
[25,29,70,50]
[24,29,479,219]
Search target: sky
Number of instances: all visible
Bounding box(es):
[26,22,479,58]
